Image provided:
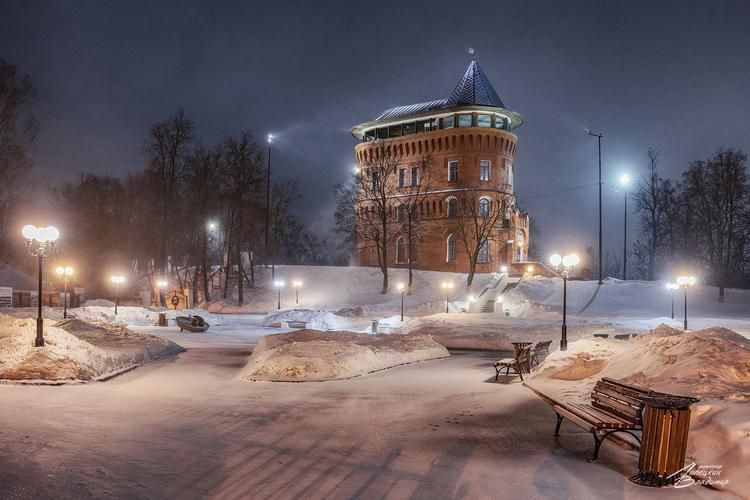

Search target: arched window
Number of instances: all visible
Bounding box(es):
[478,238,489,263]
[446,234,457,262]
[479,197,490,217]
[396,204,406,222]
[396,237,406,263]
[446,197,458,217]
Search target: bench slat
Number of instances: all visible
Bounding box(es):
[553,405,596,433]
[593,384,644,407]
[567,403,638,429]
[592,393,642,419]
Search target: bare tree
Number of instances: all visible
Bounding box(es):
[143,108,195,273]
[632,148,675,280]
[396,155,435,293]
[682,149,748,301]
[0,59,37,257]
[219,132,264,304]
[353,143,402,294]
[454,190,512,289]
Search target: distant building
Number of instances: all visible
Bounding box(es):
[351,58,530,273]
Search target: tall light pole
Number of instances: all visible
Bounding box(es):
[266,134,273,279]
[619,173,630,280]
[55,265,74,319]
[676,276,696,330]
[397,283,405,321]
[666,282,679,320]
[441,281,454,313]
[550,252,580,351]
[292,280,302,304]
[111,275,125,315]
[274,280,284,310]
[23,225,59,347]
[588,130,603,285]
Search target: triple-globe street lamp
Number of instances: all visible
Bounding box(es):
[23,224,60,347]
[55,265,74,319]
[549,253,580,351]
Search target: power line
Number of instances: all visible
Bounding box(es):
[517,182,598,203]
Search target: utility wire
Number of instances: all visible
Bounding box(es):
[517,182,599,203]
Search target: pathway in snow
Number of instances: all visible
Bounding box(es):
[0,331,722,499]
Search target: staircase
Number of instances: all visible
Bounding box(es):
[469,272,524,314]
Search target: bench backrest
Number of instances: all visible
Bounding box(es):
[591,379,647,425]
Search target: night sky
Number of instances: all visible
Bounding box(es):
[3,0,750,258]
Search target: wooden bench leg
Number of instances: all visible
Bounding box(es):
[554,414,563,435]
[494,366,500,381]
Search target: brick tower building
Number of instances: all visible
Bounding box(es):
[351,58,530,275]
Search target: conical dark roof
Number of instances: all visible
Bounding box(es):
[445,59,505,108]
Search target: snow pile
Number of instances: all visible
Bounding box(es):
[525,324,750,498]
[0,315,182,383]
[527,324,750,400]
[262,309,364,331]
[68,306,226,327]
[402,314,630,351]
[82,299,115,307]
[242,329,449,382]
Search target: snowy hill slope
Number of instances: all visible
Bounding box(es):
[209,265,496,314]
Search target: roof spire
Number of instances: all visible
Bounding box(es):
[468,47,476,61]
[446,58,504,108]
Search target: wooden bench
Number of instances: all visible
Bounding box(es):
[493,345,533,381]
[529,377,649,461]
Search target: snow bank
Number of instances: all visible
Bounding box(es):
[525,324,750,497]
[0,315,183,383]
[68,306,226,327]
[241,329,449,382]
[402,313,634,351]
[509,276,750,320]
[209,265,495,315]
[262,309,365,331]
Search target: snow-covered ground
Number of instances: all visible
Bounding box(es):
[242,329,449,382]
[1,266,748,496]
[525,324,750,498]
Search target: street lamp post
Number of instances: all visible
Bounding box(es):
[587,130,603,285]
[23,225,59,347]
[157,280,168,307]
[549,253,580,351]
[676,276,696,330]
[619,173,630,280]
[397,283,405,321]
[266,134,274,279]
[441,281,454,313]
[292,280,302,304]
[55,265,74,319]
[666,283,679,320]
[274,280,284,310]
[111,275,125,315]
